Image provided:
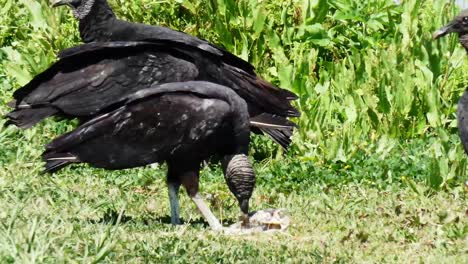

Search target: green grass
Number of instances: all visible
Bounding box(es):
[1,165,466,263]
[0,0,467,262]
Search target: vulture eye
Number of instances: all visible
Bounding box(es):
[463,17,468,23]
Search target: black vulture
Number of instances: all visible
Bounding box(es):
[434,9,468,153]
[50,0,259,71]
[43,81,256,230]
[7,41,296,148]
[46,0,300,149]
[433,9,468,52]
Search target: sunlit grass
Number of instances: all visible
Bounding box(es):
[0,168,466,262]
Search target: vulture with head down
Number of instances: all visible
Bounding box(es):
[434,9,468,153]
[21,0,300,149]
[43,81,256,230]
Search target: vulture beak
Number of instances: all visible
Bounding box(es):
[50,0,74,7]
[433,22,456,40]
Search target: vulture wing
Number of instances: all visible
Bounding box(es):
[8,41,297,149]
[112,21,256,74]
[43,81,248,172]
[7,43,198,128]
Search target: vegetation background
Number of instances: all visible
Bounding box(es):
[0,0,466,262]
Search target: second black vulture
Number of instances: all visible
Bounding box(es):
[433,9,468,52]
[46,0,300,149]
[434,9,468,153]
[43,81,256,230]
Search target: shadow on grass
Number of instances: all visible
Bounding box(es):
[85,209,237,227]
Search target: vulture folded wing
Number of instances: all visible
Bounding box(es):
[217,63,300,117]
[57,41,162,59]
[9,43,198,125]
[43,81,248,172]
[118,22,256,74]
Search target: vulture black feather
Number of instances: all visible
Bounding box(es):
[6,41,297,149]
[46,0,299,149]
[43,81,256,230]
[434,9,468,153]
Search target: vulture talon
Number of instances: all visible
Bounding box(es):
[241,213,251,229]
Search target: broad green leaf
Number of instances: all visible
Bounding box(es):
[20,0,47,30]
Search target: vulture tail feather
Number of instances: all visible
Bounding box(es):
[7,100,16,108]
[250,113,297,130]
[250,113,296,150]
[42,152,79,173]
[259,127,293,150]
[222,64,300,117]
[6,107,58,129]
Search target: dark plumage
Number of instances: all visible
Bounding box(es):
[43,81,256,229]
[457,92,468,153]
[51,0,257,72]
[434,9,468,153]
[7,41,296,148]
[46,0,299,149]
[7,42,197,127]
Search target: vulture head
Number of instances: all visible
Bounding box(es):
[50,0,105,20]
[433,9,468,50]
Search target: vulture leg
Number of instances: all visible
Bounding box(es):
[167,182,181,225]
[168,161,222,230]
[190,193,222,231]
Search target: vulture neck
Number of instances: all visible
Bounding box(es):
[460,34,468,53]
[78,0,116,43]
